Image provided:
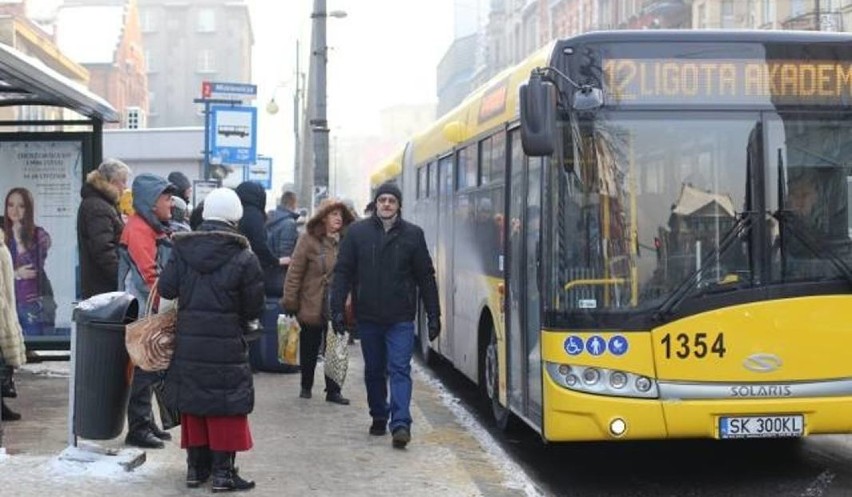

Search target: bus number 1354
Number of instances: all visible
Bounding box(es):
[661,333,727,359]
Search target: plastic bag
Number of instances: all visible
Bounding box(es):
[277,314,301,366]
[324,329,349,387]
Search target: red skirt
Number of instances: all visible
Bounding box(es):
[180,413,253,452]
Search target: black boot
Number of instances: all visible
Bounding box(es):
[211,451,255,492]
[186,446,212,488]
[1,400,20,421]
[1,367,16,398]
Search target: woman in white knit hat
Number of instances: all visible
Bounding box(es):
[159,187,264,492]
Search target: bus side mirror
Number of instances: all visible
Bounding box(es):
[520,74,556,157]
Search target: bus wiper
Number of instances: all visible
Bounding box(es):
[654,212,754,322]
[772,209,852,286]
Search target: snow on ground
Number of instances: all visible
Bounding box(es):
[414,363,545,497]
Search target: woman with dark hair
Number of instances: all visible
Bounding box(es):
[4,187,53,337]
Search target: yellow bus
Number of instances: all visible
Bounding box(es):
[372,30,852,442]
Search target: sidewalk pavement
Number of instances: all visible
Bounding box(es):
[0,343,530,496]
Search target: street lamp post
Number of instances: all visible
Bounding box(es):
[308,0,346,208]
[265,41,305,198]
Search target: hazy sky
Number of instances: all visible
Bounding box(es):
[247,0,458,186]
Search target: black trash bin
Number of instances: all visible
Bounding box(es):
[249,297,299,373]
[72,291,139,440]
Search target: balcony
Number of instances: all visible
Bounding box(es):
[781,11,843,32]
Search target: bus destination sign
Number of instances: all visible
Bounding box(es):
[602,58,852,106]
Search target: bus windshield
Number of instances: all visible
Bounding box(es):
[548,111,852,325]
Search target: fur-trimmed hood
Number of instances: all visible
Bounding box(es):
[306,198,355,235]
[81,169,122,204]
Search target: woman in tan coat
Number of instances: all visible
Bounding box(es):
[282,199,354,404]
[0,232,26,421]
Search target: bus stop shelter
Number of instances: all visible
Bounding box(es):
[0,42,117,351]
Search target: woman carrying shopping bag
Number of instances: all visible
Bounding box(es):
[282,198,354,404]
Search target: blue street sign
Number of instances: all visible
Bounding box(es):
[211,105,257,165]
[202,81,257,98]
[248,156,273,189]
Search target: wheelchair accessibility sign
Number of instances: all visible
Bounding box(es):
[563,334,629,357]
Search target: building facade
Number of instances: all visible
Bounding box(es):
[137,0,253,128]
[55,0,147,129]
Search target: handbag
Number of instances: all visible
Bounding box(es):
[125,287,177,372]
[323,328,349,387]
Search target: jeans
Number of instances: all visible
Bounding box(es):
[359,321,414,431]
[127,367,160,434]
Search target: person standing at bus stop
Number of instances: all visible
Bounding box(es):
[329,182,441,449]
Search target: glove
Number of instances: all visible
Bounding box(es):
[331,313,346,335]
[428,318,441,342]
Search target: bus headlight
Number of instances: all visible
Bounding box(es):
[635,376,652,392]
[609,371,628,389]
[545,363,659,399]
[582,368,601,385]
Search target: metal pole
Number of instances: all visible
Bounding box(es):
[293,40,301,193]
[311,0,330,208]
[203,101,211,179]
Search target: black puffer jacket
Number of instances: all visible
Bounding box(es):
[236,182,280,295]
[330,215,440,325]
[159,220,264,416]
[77,170,124,298]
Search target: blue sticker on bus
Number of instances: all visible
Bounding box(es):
[608,335,629,356]
[586,335,606,356]
[564,336,584,356]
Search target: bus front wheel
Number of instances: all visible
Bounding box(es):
[485,326,513,431]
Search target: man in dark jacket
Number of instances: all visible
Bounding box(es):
[160,187,264,491]
[77,158,130,298]
[330,182,440,449]
[235,181,281,296]
[265,190,299,297]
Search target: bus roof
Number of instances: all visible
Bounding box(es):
[369,146,405,189]
[561,29,852,45]
[409,41,556,165]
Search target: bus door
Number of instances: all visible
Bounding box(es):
[436,154,455,358]
[506,130,526,415]
[506,130,544,421]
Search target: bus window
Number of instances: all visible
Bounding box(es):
[457,145,477,190]
[766,115,852,282]
[417,165,427,200]
[548,113,754,316]
[479,137,492,187]
[428,161,437,197]
[492,130,506,184]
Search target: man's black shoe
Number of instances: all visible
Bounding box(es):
[391,426,411,449]
[369,418,387,436]
[125,430,165,449]
[325,392,350,405]
[151,425,172,441]
[299,388,311,399]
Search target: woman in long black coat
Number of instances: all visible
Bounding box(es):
[159,187,264,492]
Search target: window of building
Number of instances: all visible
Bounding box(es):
[140,8,156,32]
[791,0,806,16]
[144,51,154,73]
[197,8,215,32]
[197,50,215,73]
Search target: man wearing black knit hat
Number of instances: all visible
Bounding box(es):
[330,181,440,449]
